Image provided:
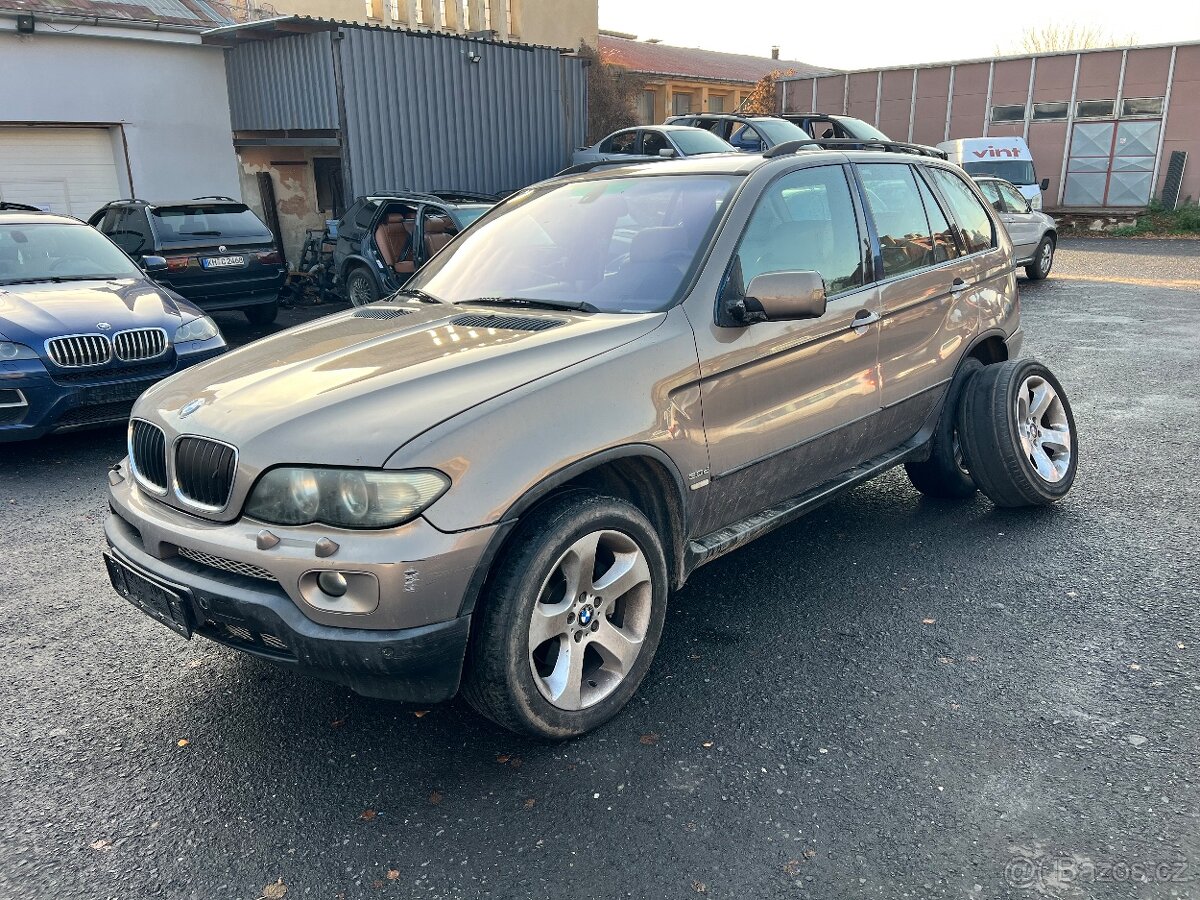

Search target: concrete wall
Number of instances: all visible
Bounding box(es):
[781,42,1200,209]
[236,146,338,265]
[0,25,240,202]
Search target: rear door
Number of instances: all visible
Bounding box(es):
[855,162,979,447]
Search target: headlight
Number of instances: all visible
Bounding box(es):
[1029,194,1042,210]
[175,316,221,344]
[0,341,37,361]
[245,467,450,529]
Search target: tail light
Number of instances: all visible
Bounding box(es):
[256,249,282,265]
[164,256,193,271]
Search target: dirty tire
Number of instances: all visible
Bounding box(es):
[462,492,668,740]
[243,300,278,326]
[345,265,380,307]
[905,356,984,499]
[957,358,1078,507]
[1025,235,1055,280]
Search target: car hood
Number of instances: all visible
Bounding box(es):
[0,277,199,345]
[134,303,664,468]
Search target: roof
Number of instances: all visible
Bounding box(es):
[598,34,832,85]
[0,0,233,28]
[0,211,83,225]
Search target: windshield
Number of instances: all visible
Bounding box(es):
[151,204,273,244]
[408,174,741,313]
[837,116,890,141]
[670,129,735,156]
[750,118,811,144]
[0,223,141,284]
[963,159,1037,186]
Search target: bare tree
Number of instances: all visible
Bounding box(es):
[579,44,644,144]
[1005,24,1137,54]
[740,68,797,116]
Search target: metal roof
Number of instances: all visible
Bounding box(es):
[598,34,833,85]
[0,0,232,27]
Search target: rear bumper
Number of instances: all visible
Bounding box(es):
[104,517,472,703]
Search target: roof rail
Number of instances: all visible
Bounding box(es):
[192,195,239,202]
[763,138,948,159]
[370,189,446,204]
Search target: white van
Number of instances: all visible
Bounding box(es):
[937,137,1050,209]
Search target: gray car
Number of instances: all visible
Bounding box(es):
[973,175,1057,280]
[572,124,734,166]
[103,146,1079,738]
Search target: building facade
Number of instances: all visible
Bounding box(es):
[0,1,241,218]
[599,32,829,125]
[779,42,1200,209]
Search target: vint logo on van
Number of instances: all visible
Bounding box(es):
[973,146,1024,159]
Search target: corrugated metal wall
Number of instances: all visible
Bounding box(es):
[225,32,339,131]
[338,27,586,197]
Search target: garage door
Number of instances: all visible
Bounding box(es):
[0,127,122,219]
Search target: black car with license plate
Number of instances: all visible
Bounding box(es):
[89,198,287,325]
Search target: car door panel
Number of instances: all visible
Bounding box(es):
[996,182,1041,260]
[687,163,883,534]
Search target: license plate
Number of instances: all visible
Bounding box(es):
[104,552,193,638]
[201,255,245,269]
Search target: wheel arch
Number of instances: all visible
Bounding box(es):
[457,445,690,618]
[966,330,1010,366]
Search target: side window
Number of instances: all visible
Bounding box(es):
[728,165,864,298]
[976,180,1005,213]
[352,201,379,231]
[730,124,763,152]
[607,130,639,155]
[109,208,151,255]
[641,130,669,157]
[858,163,938,278]
[914,174,962,263]
[997,182,1029,213]
[929,168,996,255]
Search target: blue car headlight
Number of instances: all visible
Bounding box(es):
[174,316,222,345]
[0,341,37,361]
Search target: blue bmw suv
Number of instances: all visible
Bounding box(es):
[0,205,228,442]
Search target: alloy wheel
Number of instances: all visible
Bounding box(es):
[348,272,374,307]
[527,529,653,711]
[1015,374,1071,482]
[1039,241,1053,275]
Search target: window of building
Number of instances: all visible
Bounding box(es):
[1032,101,1069,121]
[990,104,1027,124]
[672,92,693,116]
[929,168,995,255]
[730,165,864,297]
[1076,99,1115,119]
[858,164,940,278]
[708,95,726,113]
[313,158,345,216]
[1122,97,1164,118]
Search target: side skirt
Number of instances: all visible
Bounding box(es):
[684,439,926,574]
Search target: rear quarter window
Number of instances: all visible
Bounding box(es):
[928,168,996,255]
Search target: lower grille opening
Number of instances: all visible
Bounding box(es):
[177,546,277,582]
[56,400,135,428]
[201,618,293,658]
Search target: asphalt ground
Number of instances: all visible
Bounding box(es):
[1,239,1197,900]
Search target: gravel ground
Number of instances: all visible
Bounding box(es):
[1,239,1197,900]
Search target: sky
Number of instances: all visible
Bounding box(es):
[597,0,1200,70]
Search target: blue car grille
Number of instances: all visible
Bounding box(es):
[46,334,112,368]
[113,328,167,362]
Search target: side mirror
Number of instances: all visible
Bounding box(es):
[658,148,677,158]
[1040,177,1050,191]
[744,271,827,322]
[141,255,168,274]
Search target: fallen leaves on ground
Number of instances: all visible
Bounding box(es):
[330,718,346,728]
[691,881,707,894]
[259,879,287,900]
[89,839,112,851]
[176,739,189,748]
[413,710,429,718]
[386,870,400,881]
[496,754,510,764]
[922,618,936,625]
[523,798,536,809]
[1129,663,1141,670]
[803,848,817,859]
[639,733,660,745]
[783,859,804,876]
[428,790,443,805]
[185,659,204,668]
[359,809,377,821]
[702,741,714,748]
[370,880,384,890]
[937,657,954,665]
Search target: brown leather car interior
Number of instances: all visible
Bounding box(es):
[423,215,454,258]
[375,213,416,273]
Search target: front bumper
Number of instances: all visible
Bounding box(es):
[0,344,225,442]
[104,528,471,702]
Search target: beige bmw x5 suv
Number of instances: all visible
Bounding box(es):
[104,143,1078,738]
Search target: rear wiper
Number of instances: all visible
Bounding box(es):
[463,297,600,313]
[390,288,450,306]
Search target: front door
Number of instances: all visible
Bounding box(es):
[994,180,1042,260]
[690,163,882,532]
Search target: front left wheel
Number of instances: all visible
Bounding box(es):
[462,493,669,739]
[1025,235,1055,281]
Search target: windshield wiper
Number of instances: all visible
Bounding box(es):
[390,288,451,306]
[0,275,113,285]
[463,297,600,313]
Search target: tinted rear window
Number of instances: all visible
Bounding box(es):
[151,204,273,243]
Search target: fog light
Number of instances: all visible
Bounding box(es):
[317,570,348,597]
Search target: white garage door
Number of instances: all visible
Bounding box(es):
[0,126,122,219]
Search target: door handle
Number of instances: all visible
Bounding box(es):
[951,278,970,295]
[852,309,880,333]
